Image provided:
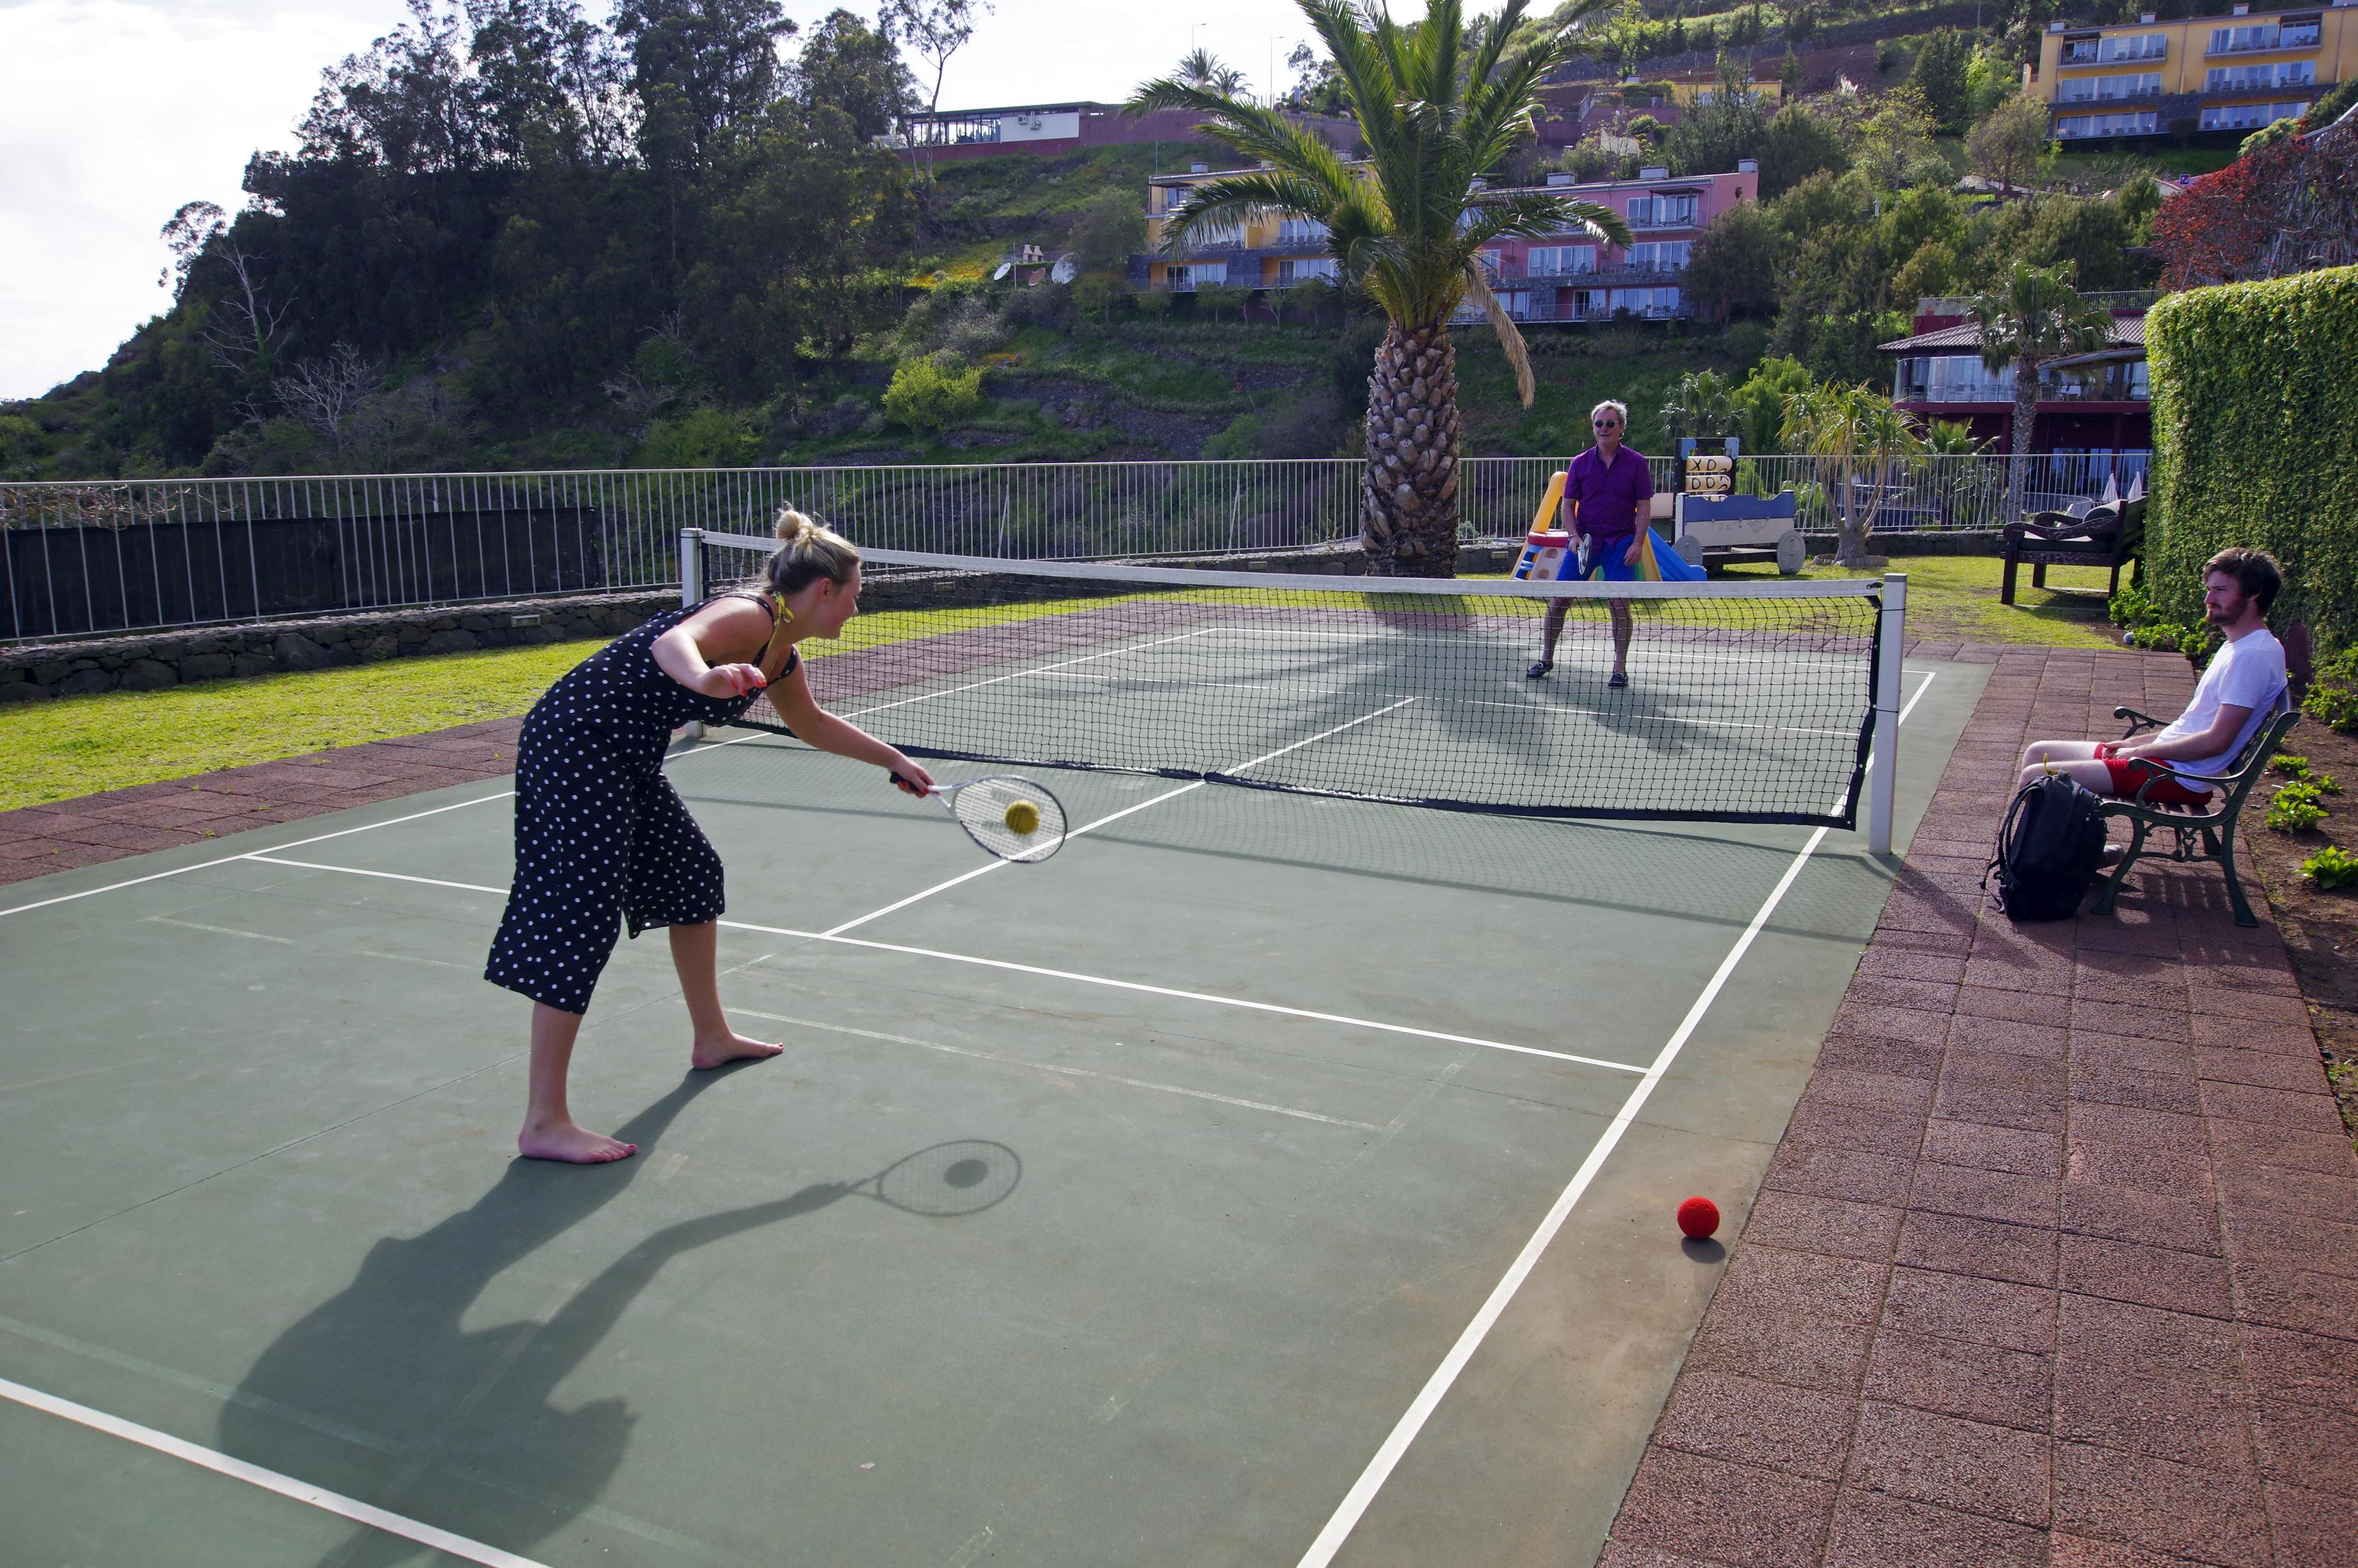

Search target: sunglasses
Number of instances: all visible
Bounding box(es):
[1593,419,1621,429]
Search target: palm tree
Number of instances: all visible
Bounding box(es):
[1780,382,1927,566]
[1129,0,1629,575]
[1970,262,2116,520]
[1174,48,1249,98]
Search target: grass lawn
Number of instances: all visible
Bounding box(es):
[1718,552,2128,649]
[0,554,2129,813]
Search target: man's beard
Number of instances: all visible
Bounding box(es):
[2206,596,2245,627]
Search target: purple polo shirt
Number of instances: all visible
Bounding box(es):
[1565,444,1653,544]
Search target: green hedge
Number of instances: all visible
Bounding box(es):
[2146,265,2358,654]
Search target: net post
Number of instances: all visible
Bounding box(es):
[680,528,705,743]
[1869,572,1907,855]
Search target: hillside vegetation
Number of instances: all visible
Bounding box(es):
[0,0,2315,484]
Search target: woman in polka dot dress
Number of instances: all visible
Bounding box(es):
[485,511,933,1163]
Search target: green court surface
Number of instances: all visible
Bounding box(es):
[0,654,1983,1568]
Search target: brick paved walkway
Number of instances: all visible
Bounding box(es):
[1604,647,2358,1568]
[0,718,522,885]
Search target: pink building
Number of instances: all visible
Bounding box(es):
[1459,162,1758,323]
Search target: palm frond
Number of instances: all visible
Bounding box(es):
[1463,262,1537,407]
[1462,192,1630,249]
[1157,172,1335,255]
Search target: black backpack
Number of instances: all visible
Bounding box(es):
[1986,774,2109,922]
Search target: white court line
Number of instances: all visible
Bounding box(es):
[0,1374,552,1568]
[144,915,475,971]
[727,922,1643,1072]
[0,790,516,922]
[213,855,1638,1072]
[1291,663,1942,1567]
[734,1009,1389,1131]
[815,695,1418,939]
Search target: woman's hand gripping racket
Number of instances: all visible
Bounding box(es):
[892,772,1068,863]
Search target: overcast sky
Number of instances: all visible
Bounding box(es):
[0,0,1337,401]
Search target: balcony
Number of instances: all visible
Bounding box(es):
[2055,83,2166,103]
[2061,36,2167,65]
[2207,25,2322,55]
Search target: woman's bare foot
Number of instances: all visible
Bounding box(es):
[518,1118,638,1163]
[691,1030,783,1071]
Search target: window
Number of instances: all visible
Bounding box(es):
[2053,108,2159,138]
[1526,244,1597,275]
[2210,17,2319,54]
[2205,61,2314,91]
[1164,262,1226,291]
[1606,286,1684,317]
[1626,193,1700,228]
[1626,240,1692,270]
[2063,31,2166,63]
[2056,72,2163,102]
[1277,256,1338,286]
[1189,221,1245,248]
[1897,355,2014,403]
[1277,218,1331,246]
[2200,99,2310,129]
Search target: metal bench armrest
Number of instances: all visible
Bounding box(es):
[2114,705,2166,738]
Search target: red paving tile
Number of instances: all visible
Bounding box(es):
[1604,647,2358,1567]
[0,724,525,886]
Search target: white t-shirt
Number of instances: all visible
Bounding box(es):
[2156,626,2287,776]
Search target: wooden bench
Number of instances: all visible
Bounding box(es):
[2090,700,2299,928]
[1999,495,2144,606]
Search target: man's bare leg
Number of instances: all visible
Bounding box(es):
[672,920,782,1070]
[520,1003,638,1163]
[2018,758,2115,792]
[1528,601,1570,676]
[2020,739,2104,771]
[1609,600,1633,682]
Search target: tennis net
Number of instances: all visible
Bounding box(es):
[683,532,1901,830]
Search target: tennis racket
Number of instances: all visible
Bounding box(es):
[892,772,1068,863]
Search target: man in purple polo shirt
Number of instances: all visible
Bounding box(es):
[1525,399,1654,687]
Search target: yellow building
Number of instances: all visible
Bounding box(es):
[2029,1,2357,141]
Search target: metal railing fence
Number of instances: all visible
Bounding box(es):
[0,451,2109,644]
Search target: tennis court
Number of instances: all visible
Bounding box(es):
[0,555,1983,1568]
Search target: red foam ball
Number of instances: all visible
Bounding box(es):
[1676,1195,1720,1240]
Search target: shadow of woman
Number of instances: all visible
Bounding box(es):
[216,1074,1018,1568]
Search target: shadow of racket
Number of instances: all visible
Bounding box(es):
[844,1138,1023,1217]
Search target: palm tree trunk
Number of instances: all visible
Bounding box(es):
[2009,354,2037,520]
[1361,323,1462,577]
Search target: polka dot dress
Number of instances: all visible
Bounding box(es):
[484,594,795,1014]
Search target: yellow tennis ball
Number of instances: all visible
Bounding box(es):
[1004,799,1041,835]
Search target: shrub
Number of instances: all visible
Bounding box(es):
[2267,781,2329,833]
[881,355,986,435]
[2301,843,2358,890]
[2271,754,2312,779]
[2146,266,2358,658]
[2306,647,2358,733]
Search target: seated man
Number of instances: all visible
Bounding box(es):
[2018,547,2287,805]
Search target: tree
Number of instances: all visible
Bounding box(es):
[1779,381,1926,565]
[1174,47,1249,98]
[160,200,292,375]
[1129,0,1630,576]
[2151,109,2358,288]
[297,0,489,173]
[1730,355,1812,455]
[276,342,382,455]
[1909,29,1972,131]
[1067,188,1145,276]
[1661,59,1768,176]
[613,0,794,160]
[1683,200,1786,318]
[465,0,628,164]
[881,0,991,166]
[1967,94,2053,195]
[792,9,915,142]
[1852,85,1938,189]
[1663,369,1740,440]
[1756,103,1847,198]
[883,352,984,433]
[1969,262,2114,519]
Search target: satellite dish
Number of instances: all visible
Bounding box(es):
[1050,254,1078,284]
[992,262,1012,281]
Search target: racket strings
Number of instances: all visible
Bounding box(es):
[948,777,1067,862]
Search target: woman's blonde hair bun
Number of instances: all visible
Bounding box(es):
[767,507,861,596]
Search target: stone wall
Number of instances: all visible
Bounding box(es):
[0,591,680,705]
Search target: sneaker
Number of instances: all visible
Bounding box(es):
[1607,670,1629,689]
[1524,660,1553,679]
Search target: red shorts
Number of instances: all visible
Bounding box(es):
[2094,742,2213,807]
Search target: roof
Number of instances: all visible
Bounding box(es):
[1878,314,2147,354]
